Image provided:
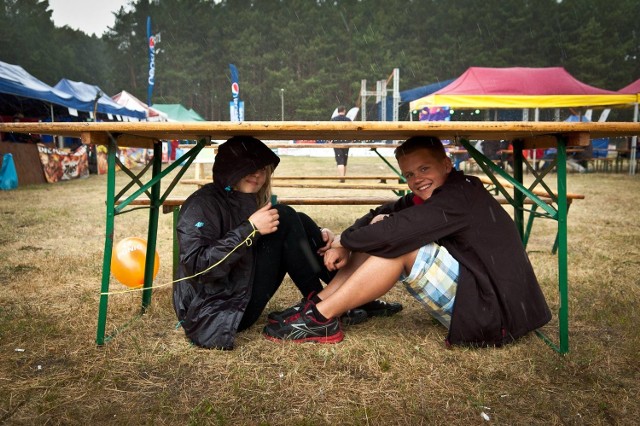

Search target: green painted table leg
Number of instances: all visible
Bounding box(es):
[142,143,162,311]
[556,138,570,354]
[172,206,179,281]
[96,139,117,345]
[512,140,525,239]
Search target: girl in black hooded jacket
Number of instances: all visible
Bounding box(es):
[173,136,334,349]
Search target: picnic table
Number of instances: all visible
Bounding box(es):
[2,120,640,354]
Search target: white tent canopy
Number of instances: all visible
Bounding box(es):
[112,90,168,122]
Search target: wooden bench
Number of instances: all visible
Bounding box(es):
[193,174,405,181]
[120,195,398,213]
[116,183,582,280]
[274,175,404,181]
[475,175,585,202]
[474,175,584,254]
[116,195,397,279]
[180,178,410,195]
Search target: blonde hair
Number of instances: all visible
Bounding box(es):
[256,164,275,207]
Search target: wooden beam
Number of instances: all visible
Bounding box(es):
[3,121,640,146]
[519,132,590,149]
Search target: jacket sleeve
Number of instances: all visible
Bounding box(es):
[346,194,413,231]
[340,186,470,258]
[177,198,257,283]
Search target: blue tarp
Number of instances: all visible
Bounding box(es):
[0,60,78,111]
[54,79,145,120]
[0,60,145,120]
[379,79,455,121]
[401,79,456,103]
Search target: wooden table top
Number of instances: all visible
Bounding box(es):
[3,121,640,150]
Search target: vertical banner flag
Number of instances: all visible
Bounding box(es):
[229,64,241,122]
[147,16,155,106]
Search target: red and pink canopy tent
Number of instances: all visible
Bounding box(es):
[618,79,640,98]
[410,67,636,110]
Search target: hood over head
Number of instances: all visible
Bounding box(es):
[212,136,280,190]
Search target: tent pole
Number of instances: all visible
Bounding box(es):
[533,108,540,170]
[360,79,367,121]
[630,103,638,176]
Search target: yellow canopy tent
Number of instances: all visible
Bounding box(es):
[410,67,637,110]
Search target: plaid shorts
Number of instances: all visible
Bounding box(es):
[400,243,459,328]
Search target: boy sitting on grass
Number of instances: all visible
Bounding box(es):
[263,136,551,347]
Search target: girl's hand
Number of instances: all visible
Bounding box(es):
[317,228,335,255]
[249,203,279,235]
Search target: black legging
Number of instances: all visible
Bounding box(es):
[238,204,335,331]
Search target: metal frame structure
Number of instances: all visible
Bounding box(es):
[360,68,400,122]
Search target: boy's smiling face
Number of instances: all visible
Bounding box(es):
[399,148,452,201]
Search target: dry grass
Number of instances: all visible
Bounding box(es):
[0,155,639,425]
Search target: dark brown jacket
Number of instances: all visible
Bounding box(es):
[341,170,552,346]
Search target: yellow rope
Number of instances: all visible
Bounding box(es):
[101,227,259,296]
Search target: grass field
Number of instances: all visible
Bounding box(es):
[1,155,639,425]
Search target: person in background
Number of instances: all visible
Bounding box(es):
[330,106,351,182]
[7,114,35,143]
[264,136,551,347]
[169,139,180,163]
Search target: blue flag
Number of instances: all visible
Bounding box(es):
[229,64,240,121]
[147,16,155,106]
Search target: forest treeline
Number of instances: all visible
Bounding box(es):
[1,0,639,121]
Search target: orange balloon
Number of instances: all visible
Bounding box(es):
[111,237,160,288]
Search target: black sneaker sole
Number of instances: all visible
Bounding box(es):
[340,308,368,326]
[358,301,403,317]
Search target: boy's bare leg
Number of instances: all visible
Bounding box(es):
[317,251,370,300]
[316,250,418,319]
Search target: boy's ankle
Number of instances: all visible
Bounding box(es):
[311,303,330,322]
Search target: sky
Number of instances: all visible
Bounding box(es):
[47,0,132,36]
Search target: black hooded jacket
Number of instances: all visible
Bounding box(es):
[340,170,552,347]
[173,136,280,349]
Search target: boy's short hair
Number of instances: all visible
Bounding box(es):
[395,136,447,160]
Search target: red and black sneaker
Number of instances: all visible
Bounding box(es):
[267,292,315,325]
[267,292,370,327]
[263,304,343,344]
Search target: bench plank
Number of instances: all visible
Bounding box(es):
[180,178,409,191]
[121,196,399,212]
[475,175,585,200]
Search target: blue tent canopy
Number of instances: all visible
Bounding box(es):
[401,79,456,103]
[0,60,78,113]
[0,60,146,121]
[379,79,455,121]
[54,79,146,120]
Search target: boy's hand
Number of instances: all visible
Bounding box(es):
[370,214,389,224]
[324,247,349,271]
